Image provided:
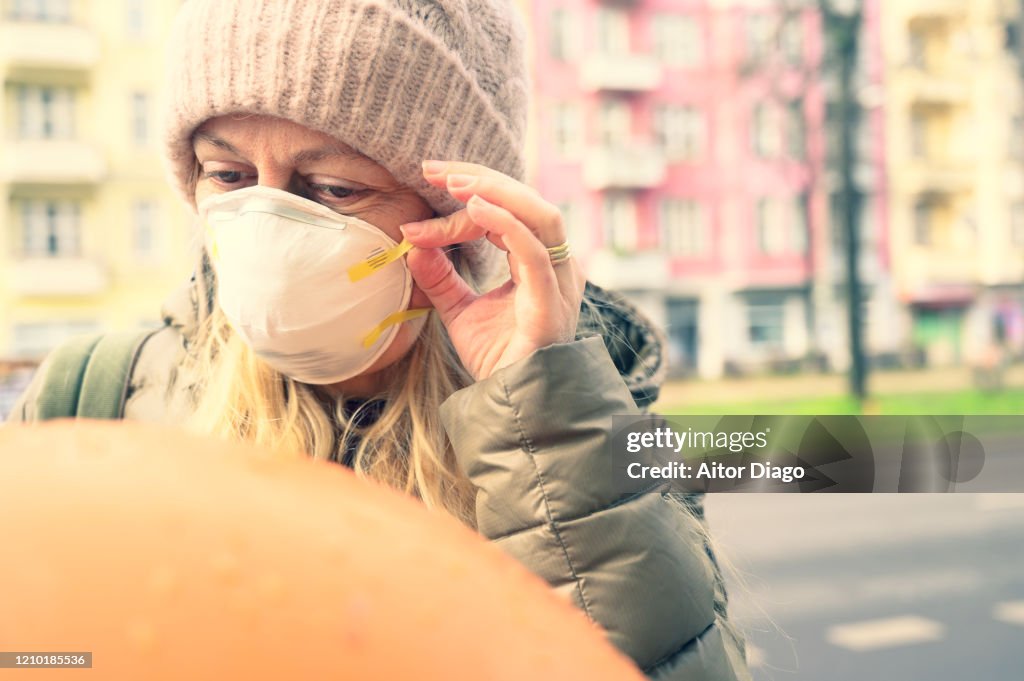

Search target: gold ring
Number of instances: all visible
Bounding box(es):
[546,241,571,266]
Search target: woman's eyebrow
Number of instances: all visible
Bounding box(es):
[194,132,369,167]
[290,145,365,164]
[193,132,242,154]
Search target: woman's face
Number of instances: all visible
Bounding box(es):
[193,114,436,396]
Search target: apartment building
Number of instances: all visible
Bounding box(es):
[883,0,1024,366]
[526,0,845,378]
[0,0,193,361]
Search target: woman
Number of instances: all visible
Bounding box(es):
[11,1,750,678]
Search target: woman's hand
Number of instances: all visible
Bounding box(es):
[400,161,587,382]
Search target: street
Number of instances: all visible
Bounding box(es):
[657,365,1024,410]
[707,494,1024,680]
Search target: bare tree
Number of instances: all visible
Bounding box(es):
[820,0,868,401]
[740,0,869,401]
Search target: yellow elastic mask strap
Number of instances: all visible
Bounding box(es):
[205,224,220,262]
[348,239,415,283]
[362,308,431,348]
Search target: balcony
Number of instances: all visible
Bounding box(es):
[0,21,100,74]
[580,53,662,93]
[583,144,666,191]
[905,71,970,104]
[902,247,980,291]
[587,249,669,291]
[901,160,974,194]
[2,140,107,184]
[8,258,109,297]
[904,0,965,20]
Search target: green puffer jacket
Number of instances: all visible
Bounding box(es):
[8,266,751,680]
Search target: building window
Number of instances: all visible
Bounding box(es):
[787,99,806,159]
[910,109,928,158]
[791,194,809,254]
[829,192,845,252]
[831,192,875,252]
[667,299,699,374]
[860,194,876,247]
[595,8,629,56]
[908,27,928,69]
[15,84,75,140]
[126,0,146,38]
[914,198,935,246]
[131,92,151,146]
[781,15,803,64]
[825,102,840,165]
[604,193,637,252]
[549,8,580,61]
[550,102,583,157]
[756,198,786,255]
[745,13,773,63]
[556,201,589,252]
[752,103,780,158]
[596,99,631,146]
[747,300,785,350]
[19,200,82,258]
[827,101,871,166]
[8,0,71,22]
[132,200,159,259]
[1011,115,1024,161]
[652,14,702,68]
[653,105,704,161]
[1012,202,1024,246]
[660,199,706,256]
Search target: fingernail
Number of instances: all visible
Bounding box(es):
[400,222,423,237]
[422,160,447,175]
[447,174,476,190]
[467,194,487,208]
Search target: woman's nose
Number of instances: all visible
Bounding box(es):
[257,171,307,198]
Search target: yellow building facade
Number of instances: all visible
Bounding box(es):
[0,0,193,361]
[883,0,1024,365]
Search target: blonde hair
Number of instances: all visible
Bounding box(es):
[184,301,479,527]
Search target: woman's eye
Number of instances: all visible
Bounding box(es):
[310,183,361,201]
[204,170,244,184]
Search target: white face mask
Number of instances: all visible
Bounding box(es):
[198,185,429,385]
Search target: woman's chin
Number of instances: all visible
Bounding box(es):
[320,316,428,398]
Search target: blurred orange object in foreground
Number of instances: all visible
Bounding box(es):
[0,421,643,681]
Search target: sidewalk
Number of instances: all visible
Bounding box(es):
[656,364,1024,408]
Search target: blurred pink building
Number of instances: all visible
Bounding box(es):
[526,0,889,379]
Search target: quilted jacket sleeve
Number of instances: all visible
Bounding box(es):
[439,337,751,680]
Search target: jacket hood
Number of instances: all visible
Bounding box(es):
[160,254,667,408]
[574,282,667,408]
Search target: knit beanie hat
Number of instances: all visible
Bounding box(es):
[161,0,529,285]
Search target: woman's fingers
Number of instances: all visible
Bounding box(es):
[405,246,478,327]
[401,209,486,249]
[464,195,557,299]
[410,160,582,319]
[422,161,567,248]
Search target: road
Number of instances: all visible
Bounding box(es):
[657,365,1024,408]
[706,494,1024,680]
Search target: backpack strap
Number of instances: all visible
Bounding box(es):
[36,329,159,421]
